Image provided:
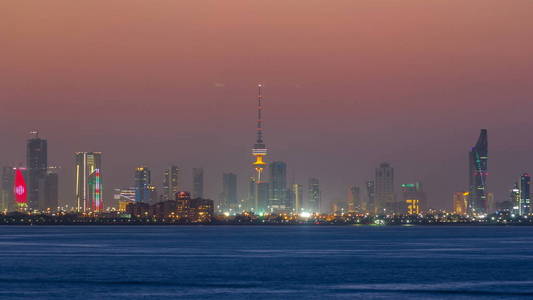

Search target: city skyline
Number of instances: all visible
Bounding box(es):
[2,1,533,210]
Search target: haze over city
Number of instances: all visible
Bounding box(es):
[2,0,533,210]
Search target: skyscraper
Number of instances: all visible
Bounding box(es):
[257,182,270,212]
[307,178,321,213]
[520,173,531,215]
[222,173,237,211]
[291,183,303,213]
[347,185,361,213]
[375,163,395,213]
[135,166,151,203]
[468,129,488,215]
[75,152,102,212]
[13,168,28,210]
[27,131,47,210]
[453,192,469,215]
[193,168,204,198]
[163,165,179,200]
[401,182,426,214]
[510,183,521,215]
[1,167,16,211]
[39,169,59,211]
[269,161,288,211]
[366,180,375,214]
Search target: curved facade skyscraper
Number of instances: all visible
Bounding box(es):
[468,129,488,215]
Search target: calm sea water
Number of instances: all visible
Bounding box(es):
[0,225,532,299]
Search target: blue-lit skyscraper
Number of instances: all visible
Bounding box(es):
[269,161,288,211]
[134,166,151,203]
[468,129,488,215]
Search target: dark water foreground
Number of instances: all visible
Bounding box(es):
[0,226,532,299]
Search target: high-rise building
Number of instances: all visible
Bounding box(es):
[269,161,288,211]
[75,152,102,212]
[375,163,395,213]
[520,173,531,215]
[135,166,151,203]
[222,173,237,211]
[366,180,375,214]
[1,167,16,211]
[13,168,28,211]
[401,182,426,214]
[468,129,488,215]
[257,182,270,212]
[307,178,321,213]
[27,131,47,210]
[163,166,179,201]
[86,169,102,211]
[347,185,361,213]
[147,184,158,204]
[453,192,469,215]
[487,192,495,214]
[510,183,521,215]
[291,183,303,213]
[193,168,204,198]
[39,169,59,211]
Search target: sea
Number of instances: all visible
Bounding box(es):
[0,225,532,299]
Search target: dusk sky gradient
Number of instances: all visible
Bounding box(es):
[2,0,533,209]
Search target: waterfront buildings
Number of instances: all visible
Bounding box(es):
[222,173,237,211]
[375,163,396,213]
[126,190,214,223]
[162,166,179,201]
[192,168,204,198]
[269,161,288,212]
[307,178,321,213]
[401,182,426,215]
[134,166,151,203]
[468,129,488,215]
[27,132,47,210]
[75,152,102,212]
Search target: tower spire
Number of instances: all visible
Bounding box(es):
[257,83,263,144]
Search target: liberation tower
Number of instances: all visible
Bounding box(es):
[252,84,268,211]
[252,84,267,181]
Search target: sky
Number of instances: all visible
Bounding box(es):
[2,0,533,210]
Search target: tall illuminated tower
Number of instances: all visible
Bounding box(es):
[252,84,268,211]
[75,152,102,212]
[468,129,488,215]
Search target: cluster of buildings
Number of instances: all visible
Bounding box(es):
[0,131,58,212]
[1,85,531,219]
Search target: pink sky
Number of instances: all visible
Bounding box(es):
[2,0,533,209]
